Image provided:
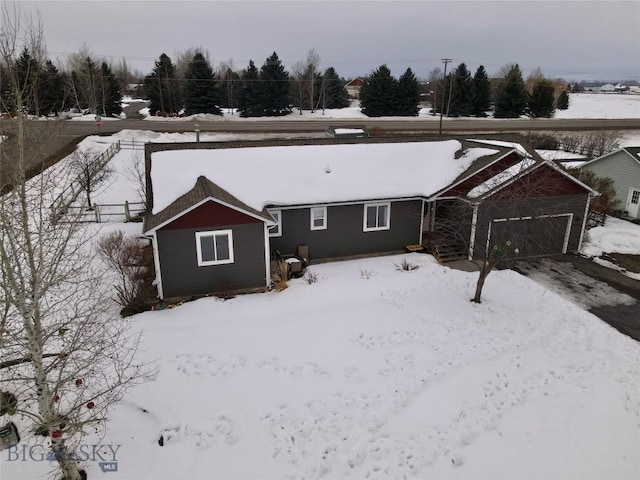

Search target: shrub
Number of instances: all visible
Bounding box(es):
[0,390,17,415]
[304,271,318,284]
[97,230,157,316]
[270,259,289,291]
[395,259,420,271]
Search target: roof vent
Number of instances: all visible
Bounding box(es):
[325,165,331,174]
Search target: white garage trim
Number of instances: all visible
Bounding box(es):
[486,213,573,256]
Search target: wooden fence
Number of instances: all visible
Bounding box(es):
[119,139,147,151]
[50,141,121,220]
[58,201,146,224]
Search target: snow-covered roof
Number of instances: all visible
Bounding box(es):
[467,139,529,157]
[467,158,537,198]
[535,149,587,161]
[150,141,499,214]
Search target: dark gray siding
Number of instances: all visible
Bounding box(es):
[158,223,266,297]
[270,200,422,260]
[472,194,589,260]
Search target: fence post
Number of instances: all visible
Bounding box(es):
[94,205,100,223]
[124,201,130,222]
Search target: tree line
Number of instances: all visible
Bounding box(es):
[0,41,572,119]
[144,48,350,117]
[0,45,127,117]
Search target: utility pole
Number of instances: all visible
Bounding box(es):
[439,58,452,135]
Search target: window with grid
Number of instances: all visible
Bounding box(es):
[363,202,390,231]
[310,207,327,230]
[631,190,640,205]
[195,230,234,266]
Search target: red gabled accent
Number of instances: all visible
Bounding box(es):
[490,164,588,200]
[160,199,262,231]
[440,152,522,197]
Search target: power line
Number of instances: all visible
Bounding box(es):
[439,59,452,136]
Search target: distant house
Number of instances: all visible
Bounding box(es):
[143,138,597,299]
[599,83,615,93]
[580,147,640,219]
[345,77,365,99]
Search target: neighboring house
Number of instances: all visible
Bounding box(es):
[345,77,364,99]
[599,83,615,93]
[580,147,640,219]
[143,138,597,300]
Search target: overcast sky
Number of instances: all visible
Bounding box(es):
[17,0,640,81]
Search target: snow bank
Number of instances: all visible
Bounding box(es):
[582,216,640,257]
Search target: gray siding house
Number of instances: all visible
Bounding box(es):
[143,139,597,300]
[580,147,640,219]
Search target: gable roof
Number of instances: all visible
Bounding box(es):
[345,77,365,87]
[143,176,273,233]
[580,147,640,169]
[469,158,599,201]
[429,141,518,199]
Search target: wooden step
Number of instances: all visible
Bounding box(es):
[432,243,467,263]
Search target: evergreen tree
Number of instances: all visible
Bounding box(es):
[0,65,15,113]
[99,62,122,116]
[258,52,290,116]
[527,78,556,118]
[237,60,262,117]
[38,60,65,115]
[494,64,527,118]
[145,53,181,115]
[556,89,570,110]
[183,53,222,116]
[395,67,420,116]
[359,64,398,117]
[472,65,491,117]
[448,63,474,117]
[15,48,41,114]
[322,67,349,109]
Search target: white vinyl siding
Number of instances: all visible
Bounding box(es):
[195,230,234,266]
[310,207,327,230]
[363,202,390,232]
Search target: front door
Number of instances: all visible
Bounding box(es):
[626,188,640,219]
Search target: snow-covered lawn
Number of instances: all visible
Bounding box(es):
[137,93,640,122]
[6,250,639,479]
[4,130,640,479]
[581,216,640,281]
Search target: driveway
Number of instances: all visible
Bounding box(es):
[512,254,640,341]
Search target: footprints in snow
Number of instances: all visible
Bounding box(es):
[159,416,237,449]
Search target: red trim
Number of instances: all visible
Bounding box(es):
[160,200,262,231]
[491,164,587,199]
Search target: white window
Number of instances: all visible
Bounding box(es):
[310,207,327,230]
[363,202,391,232]
[631,190,640,205]
[195,230,234,266]
[268,210,282,237]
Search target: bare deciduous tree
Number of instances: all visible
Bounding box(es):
[70,147,113,209]
[66,44,101,114]
[0,7,153,480]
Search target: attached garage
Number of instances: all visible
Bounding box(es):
[488,214,573,258]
